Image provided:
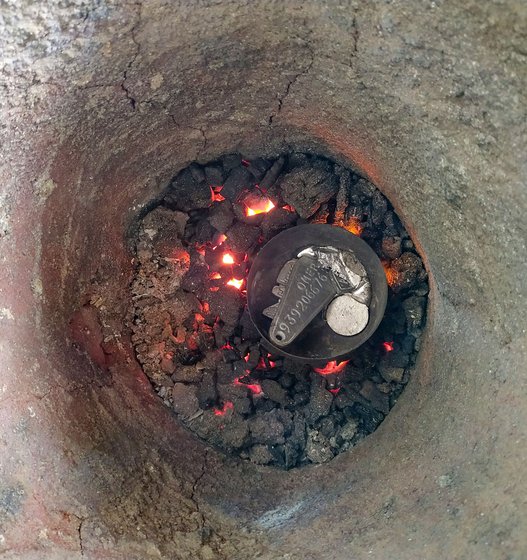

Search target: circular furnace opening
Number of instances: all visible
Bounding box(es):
[125,152,428,468]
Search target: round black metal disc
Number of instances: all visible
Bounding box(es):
[247,224,388,364]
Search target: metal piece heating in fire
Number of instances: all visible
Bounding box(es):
[263,245,372,347]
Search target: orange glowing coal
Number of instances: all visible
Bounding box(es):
[234,378,262,395]
[210,186,225,203]
[214,401,234,416]
[209,272,222,280]
[245,198,275,216]
[383,341,394,352]
[226,278,243,290]
[222,253,235,265]
[313,360,349,375]
[343,217,363,236]
[382,261,398,287]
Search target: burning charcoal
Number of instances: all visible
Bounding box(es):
[334,167,352,219]
[382,236,402,259]
[197,371,218,409]
[221,346,239,363]
[172,383,200,419]
[390,252,424,292]
[351,402,384,433]
[239,308,261,341]
[259,156,285,191]
[233,360,249,377]
[261,379,289,406]
[306,430,334,463]
[205,165,224,186]
[224,222,260,253]
[260,206,297,238]
[208,200,235,233]
[221,167,255,202]
[355,178,376,197]
[279,165,339,219]
[171,365,203,384]
[371,190,388,225]
[249,444,274,465]
[246,157,272,181]
[181,264,209,298]
[244,346,260,370]
[305,379,334,425]
[359,380,390,414]
[192,218,216,244]
[164,165,211,211]
[249,411,285,445]
[338,419,359,442]
[206,286,244,326]
[217,382,249,401]
[222,153,243,173]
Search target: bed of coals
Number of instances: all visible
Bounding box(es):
[129,152,428,469]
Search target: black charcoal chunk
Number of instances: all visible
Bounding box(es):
[261,379,289,406]
[279,166,339,218]
[164,165,211,211]
[224,222,260,253]
[208,200,235,233]
[197,371,217,409]
[259,156,285,190]
[222,167,255,202]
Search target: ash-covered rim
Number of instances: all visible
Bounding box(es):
[247,224,388,364]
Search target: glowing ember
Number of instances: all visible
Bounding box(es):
[222,253,235,265]
[256,356,276,369]
[214,401,234,416]
[313,360,349,375]
[213,233,227,248]
[209,272,222,280]
[210,186,225,202]
[226,278,243,290]
[282,204,295,213]
[342,217,363,236]
[383,341,394,352]
[328,388,341,395]
[382,261,398,287]
[246,198,275,216]
[234,378,262,395]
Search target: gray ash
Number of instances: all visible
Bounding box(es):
[129,152,428,469]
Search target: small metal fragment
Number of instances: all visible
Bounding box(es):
[326,294,369,336]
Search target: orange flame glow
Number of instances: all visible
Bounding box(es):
[382,261,398,287]
[313,360,349,375]
[210,186,225,203]
[214,401,234,416]
[226,278,243,290]
[246,198,275,216]
[234,378,262,395]
[342,217,363,236]
[383,341,394,352]
[222,253,235,265]
[209,272,222,280]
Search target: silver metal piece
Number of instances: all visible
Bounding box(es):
[265,245,373,346]
[326,294,369,336]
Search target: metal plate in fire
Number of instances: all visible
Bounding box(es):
[247,224,388,364]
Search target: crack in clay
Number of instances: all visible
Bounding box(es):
[268,42,315,125]
[120,3,142,110]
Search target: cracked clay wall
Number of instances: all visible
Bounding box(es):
[0,1,526,559]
